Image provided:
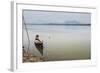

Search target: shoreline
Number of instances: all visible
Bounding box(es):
[23,49,45,63]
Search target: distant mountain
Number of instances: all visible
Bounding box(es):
[25,20,90,25]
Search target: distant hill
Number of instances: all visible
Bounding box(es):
[25,20,90,25]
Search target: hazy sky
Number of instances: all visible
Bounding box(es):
[23,10,91,24]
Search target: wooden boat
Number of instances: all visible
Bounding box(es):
[34,40,43,56]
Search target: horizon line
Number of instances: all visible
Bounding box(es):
[24,23,91,26]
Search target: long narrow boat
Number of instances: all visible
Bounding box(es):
[34,41,43,56]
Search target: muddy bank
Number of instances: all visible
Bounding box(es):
[23,49,45,63]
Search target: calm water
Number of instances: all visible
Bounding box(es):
[22,24,91,61]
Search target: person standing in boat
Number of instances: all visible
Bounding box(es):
[35,34,43,43]
[34,34,43,55]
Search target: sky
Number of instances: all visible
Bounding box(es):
[23,10,91,24]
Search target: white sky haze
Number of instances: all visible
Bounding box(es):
[23,10,91,24]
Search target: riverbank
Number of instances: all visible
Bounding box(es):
[23,49,45,63]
